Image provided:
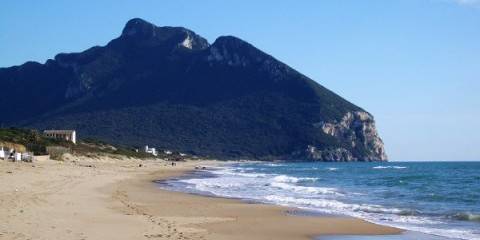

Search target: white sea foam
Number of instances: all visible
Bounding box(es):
[264,163,286,167]
[262,195,415,217]
[272,175,318,183]
[272,175,300,183]
[260,195,476,239]
[373,166,407,169]
[212,168,269,178]
[270,182,341,195]
[327,167,339,171]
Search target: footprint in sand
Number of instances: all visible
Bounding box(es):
[144,233,163,238]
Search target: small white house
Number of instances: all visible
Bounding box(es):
[15,152,21,162]
[0,147,4,159]
[144,145,158,156]
[43,130,77,144]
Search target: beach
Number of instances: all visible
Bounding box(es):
[0,156,401,240]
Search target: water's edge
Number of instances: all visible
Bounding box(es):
[155,167,455,240]
[157,162,479,240]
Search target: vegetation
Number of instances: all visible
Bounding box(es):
[76,138,153,159]
[0,128,156,159]
[0,128,65,155]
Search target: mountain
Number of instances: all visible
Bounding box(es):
[0,18,387,161]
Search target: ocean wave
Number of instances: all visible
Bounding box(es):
[270,182,341,195]
[238,167,255,171]
[272,175,300,183]
[263,195,347,211]
[327,167,339,171]
[373,166,407,169]
[264,163,286,167]
[451,213,480,222]
[213,168,269,178]
[262,195,416,217]
[272,175,318,183]
[353,204,419,216]
[180,178,244,189]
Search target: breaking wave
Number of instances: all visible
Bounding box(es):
[373,166,408,169]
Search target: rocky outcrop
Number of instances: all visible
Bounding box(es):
[303,146,355,161]
[297,111,388,161]
[121,18,210,50]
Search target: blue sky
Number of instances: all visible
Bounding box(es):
[1,0,479,161]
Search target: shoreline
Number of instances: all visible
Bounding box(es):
[0,157,402,240]
[117,160,403,240]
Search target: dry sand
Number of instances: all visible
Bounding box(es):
[0,155,401,240]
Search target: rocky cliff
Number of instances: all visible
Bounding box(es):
[296,111,387,161]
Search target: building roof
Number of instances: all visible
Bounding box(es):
[43,130,76,134]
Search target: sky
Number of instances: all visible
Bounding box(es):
[1,0,479,161]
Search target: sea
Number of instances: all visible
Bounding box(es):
[159,161,480,240]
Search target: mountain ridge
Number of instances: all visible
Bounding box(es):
[0,18,387,161]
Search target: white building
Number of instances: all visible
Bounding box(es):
[0,147,4,159]
[43,130,77,144]
[144,145,158,156]
[15,152,21,162]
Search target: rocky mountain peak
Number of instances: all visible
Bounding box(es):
[121,18,157,37]
[212,36,249,48]
[207,36,266,66]
[120,18,209,50]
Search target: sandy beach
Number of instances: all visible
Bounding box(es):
[0,156,401,240]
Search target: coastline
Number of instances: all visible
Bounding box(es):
[114,160,403,240]
[0,157,401,240]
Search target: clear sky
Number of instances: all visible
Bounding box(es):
[1,0,479,161]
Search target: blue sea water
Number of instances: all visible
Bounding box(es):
[160,161,480,240]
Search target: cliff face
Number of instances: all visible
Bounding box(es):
[296,111,387,161]
[0,18,388,161]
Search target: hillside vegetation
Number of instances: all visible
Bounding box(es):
[0,128,155,159]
